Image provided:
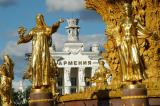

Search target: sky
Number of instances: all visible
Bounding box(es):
[0,0,106,89]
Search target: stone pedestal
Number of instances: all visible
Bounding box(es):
[121,84,149,106]
[29,89,54,106]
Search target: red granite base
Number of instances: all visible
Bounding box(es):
[29,89,54,106]
[121,84,149,106]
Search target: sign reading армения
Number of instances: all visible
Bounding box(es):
[57,60,92,67]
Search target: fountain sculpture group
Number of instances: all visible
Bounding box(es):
[0,0,160,106]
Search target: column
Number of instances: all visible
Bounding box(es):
[78,67,85,92]
[91,67,98,86]
[63,67,71,94]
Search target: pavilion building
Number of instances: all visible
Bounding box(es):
[50,18,102,95]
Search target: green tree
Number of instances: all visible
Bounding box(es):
[12,86,31,106]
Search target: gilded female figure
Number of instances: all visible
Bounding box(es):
[50,57,59,96]
[88,61,111,86]
[17,14,64,88]
[117,3,150,82]
[0,55,14,106]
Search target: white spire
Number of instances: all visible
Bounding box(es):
[18,80,24,92]
[66,18,80,42]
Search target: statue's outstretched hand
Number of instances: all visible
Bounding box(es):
[59,18,65,23]
[17,27,26,44]
[18,26,26,38]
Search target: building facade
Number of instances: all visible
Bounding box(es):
[50,19,102,95]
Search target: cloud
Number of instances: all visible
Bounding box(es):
[13,80,20,90]
[45,0,101,22]
[13,80,31,91]
[1,41,31,57]
[81,34,106,51]
[46,0,84,12]
[52,33,67,51]
[0,0,16,7]
[52,33,106,51]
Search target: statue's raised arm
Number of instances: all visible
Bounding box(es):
[17,26,33,44]
[51,18,64,34]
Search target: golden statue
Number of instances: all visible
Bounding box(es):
[17,14,64,89]
[116,3,151,83]
[88,61,111,89]
[0,55,14,106]
[50,57,59,96]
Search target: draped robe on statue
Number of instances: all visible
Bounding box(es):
[119,18,144,82]
[32,31,51,87]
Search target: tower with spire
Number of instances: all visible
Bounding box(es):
[66,18,80,42]
[63,18,84,54]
